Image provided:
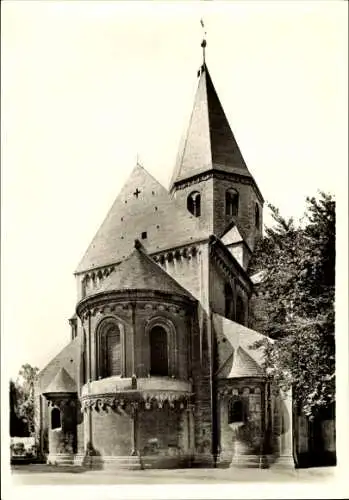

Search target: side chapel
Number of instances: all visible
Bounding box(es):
[34,39,298,470]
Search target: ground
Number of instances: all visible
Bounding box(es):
[11,464,335,485]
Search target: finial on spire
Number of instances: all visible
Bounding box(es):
[200,19,207,64]
[136,152,143,167]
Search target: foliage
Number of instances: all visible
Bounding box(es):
[249,192,335,418]
[10,380,28,437]
[11,364,40,436]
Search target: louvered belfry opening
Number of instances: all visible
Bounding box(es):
[99,321,121,378]
[150,325,169,376]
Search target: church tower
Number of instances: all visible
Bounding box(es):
[170,43,264,253]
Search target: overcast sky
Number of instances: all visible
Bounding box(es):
[2,1,347,379]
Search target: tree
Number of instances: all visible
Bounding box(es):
[249,192,335,418]
[10,379,27,437]
[15,364,40,436]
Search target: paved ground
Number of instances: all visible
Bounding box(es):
[11,464,335,485]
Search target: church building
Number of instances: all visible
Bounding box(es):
[34,39,296,470]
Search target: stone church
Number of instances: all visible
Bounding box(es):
[34,44,298,470]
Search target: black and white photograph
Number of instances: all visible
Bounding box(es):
[2,1,348,499]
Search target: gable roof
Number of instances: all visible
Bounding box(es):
[213,313,271,379]
[170,64,254,190]
[96,240,194,299]
[43,367,77,395]
[76,164,209,274]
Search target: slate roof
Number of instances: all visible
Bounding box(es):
[95,240,194,299]
[43,367,77,395]
[170,64,254,189]
[213,313,271,379]
[221,224,244,246]
[76,164,209,274]
[36,337,80,394]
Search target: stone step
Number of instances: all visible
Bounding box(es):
[230,454,269,469]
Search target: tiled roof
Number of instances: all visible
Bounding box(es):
[170,64,253,189]
[213,313,271,379]
[76,164,209,274]
[43,367,77,394]
[95,240,194,299]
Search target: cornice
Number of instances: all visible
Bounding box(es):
[80,391,193,412]
[76,291,193,321]
[172,168,264,204]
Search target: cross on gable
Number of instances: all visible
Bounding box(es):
[133,188,141,198]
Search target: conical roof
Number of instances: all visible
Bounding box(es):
[170,64,253,189]
[76,164,209,274]
[213,313,271,379]
[43,367,77,395]
[93,240,194,299]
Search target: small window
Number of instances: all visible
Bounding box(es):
[255,204,260,229]
[226,188,239,217]
[141,231,147,240]
[187,191,201,217]
[228,399,244,423]
[51,407,61,430]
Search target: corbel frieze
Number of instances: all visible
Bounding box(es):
[141,302,186,317]
[152,245,199,267]
[83,265,116,284]
[217,385,262,399]
[81,391,192,412]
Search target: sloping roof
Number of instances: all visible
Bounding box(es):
[43,367,77,394]
[96,240,194,299]
[213,313,271,379]
[250,270,267,285]
[221,224,244,246]
[76,164,209,274]
[170,64,253,189]
[36,337,80,394]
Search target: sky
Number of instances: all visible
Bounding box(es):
[2,1,348,380]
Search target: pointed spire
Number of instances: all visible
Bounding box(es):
[170,64,254,190]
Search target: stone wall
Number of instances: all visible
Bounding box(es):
[90,409,132,456]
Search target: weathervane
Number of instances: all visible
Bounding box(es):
[200,19,207,63]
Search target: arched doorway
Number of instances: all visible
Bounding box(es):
[150,325,169,376]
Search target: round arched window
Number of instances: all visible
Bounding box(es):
[226,188,239,217]
[150,326,169,376]
[187,191,201,217]
[97,320,122,379]
[51,407,61,430]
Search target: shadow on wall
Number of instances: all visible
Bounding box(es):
[83,442,103,470]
